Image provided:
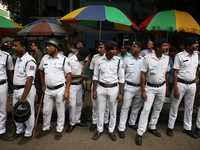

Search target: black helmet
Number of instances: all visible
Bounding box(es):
[12,101,31,123]
[46,38,62,50]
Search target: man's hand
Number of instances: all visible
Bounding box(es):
[174,89,180,99]
[81,74,90,80]
[63,91,69,100]
[141,91,147,101]
[117,93,123,103]
[19,97,27,103]
[93,91,97,100]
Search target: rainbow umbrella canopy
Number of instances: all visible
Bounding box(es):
[17,19,69,36]
[0,16,22,38]
[60,5,139,39]
[139,10,200,35]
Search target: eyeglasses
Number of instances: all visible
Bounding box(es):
[132,46,138,48]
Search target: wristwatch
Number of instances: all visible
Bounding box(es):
[119,91,124,94]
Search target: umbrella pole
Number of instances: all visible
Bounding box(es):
[166,31,169,40]
[99,21,102,40]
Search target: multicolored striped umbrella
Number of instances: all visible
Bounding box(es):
[60,5,139,39]
[17,19,69,36]
[139,10,200,35]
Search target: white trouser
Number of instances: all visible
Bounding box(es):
[91,84,109,124]
[68,84,83,126]
[42,86,65,132]
[13,85,36,137]
[137,85,166,136]
[168,82,196,130]
[0,83,8,134]
[97,85,118,133]
[118,84,142,131]
[196,106,200,129]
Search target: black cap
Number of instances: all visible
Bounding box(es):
[78,47,90,56]
[96,40,107,46]
[169,46,179,52]
[132,41,142,47]
[105,40,117,51]
[154,38,168,47]
[183,36,198,46]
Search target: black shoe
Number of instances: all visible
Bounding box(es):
[183,129,198,139]
[9,133,24,141]
[76,122,88,127]
[55,132,62,140]
[166,128,173,137]
[90,124,97,131]
[118,131,125,139]
[104,123,109,131]
[148,129,161,137]
[135,134,142,146]
[36,130,50,139]
[0,133,9,141]
[195,127,200,137]
[93,131,102,140]
[66,125,76,133]
[18,136,31,145]
[128,125,138,131]
[109,132,116,141]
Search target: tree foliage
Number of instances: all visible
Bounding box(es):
[138,0,200,24]
[2,0,39,25]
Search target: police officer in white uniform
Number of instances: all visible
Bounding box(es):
[66,47,90,133]
[135,38,170,146]
[92,41,125,141]
[118,41,143,138]
[0,37,13,141]
[36,38,71,140]
[89,40,109,131]
[9,39,36,145]
[167,36,199,139]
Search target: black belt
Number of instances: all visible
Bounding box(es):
[99,82,118,88]
[47,83,64,90]
[0,80,6,85]
[14,85,25,90]
[178,78,195,84]
[147,81,166,88]
[126,81,141,87]
[71,81,82,85]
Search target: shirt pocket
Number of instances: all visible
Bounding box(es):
[110,63,118,75]
[126,64,135,73]
[17,68,26,77]
[54,63,63,72]
[0,61,5,72]
[149,65,157,75]
[181,60,190,69]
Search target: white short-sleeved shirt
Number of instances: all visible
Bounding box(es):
[38,53,71,87]
[93,55,125,84]
[13,52,36,85]
[173,50,198,81]
[69,55,85,83]
[89,53,105,70]
[141,53,170,84]
[0,50,13,81]
[123,55,143,84]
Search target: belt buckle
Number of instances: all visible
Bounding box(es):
[106,84,110,88]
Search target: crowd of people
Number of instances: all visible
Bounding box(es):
[0,35,200,146]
